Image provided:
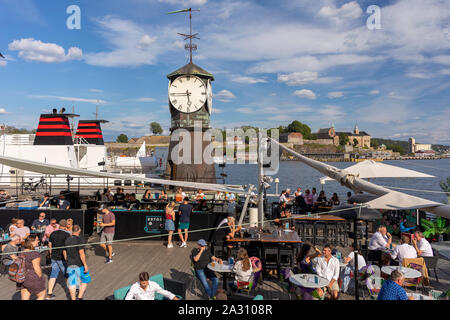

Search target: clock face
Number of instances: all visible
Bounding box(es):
[168,75,207,114]
[206,79,213,114]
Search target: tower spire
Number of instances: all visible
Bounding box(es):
[168,8,200,64]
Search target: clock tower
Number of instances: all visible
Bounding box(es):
[164,8,216,183]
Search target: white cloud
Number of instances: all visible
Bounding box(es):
[430,55,450,66]
[369,90,380,95]
[0,61,6,67]
[319,105,345,119]
[293,89,316,100]
[231,75,266,84]
[317,1,363,21]
[327,91,344,98]
[278,71,318,86]
[129,97,157,102]
[89,89,103,93]
[406,72,434,79]
[0,108,10,114]
[30,95,106,105]
[84,16,176,67]
[215,90,236,102]
[441,69,450,75]
[8,38,82,63]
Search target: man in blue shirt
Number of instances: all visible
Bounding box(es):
[378,270,414,300]
[177,197,193,248]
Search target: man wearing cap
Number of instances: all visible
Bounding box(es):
[191,239,222,300]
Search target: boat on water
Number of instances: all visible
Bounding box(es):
[0,111,168,187]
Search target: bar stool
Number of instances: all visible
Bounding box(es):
[302,223,314,243]
[314,222,327,245]
[278,246,294,268]
[326,223,338,246]
[262,246,279,277]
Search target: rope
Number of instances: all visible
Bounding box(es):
[0,205,365,257]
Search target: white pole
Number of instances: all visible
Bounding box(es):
[257,133,264,229]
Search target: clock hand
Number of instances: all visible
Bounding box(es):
[186,90,191,103]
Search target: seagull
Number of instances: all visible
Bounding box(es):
[0,53,5,59]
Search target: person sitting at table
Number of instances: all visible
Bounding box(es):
[125,272,179,300]
[39,193,51,208]
[15,219,30,242]
[249,256,263,287]
[191,239,222,300]
[214,215,241,254]
[312,244,340,300]
[1,235,20,267]
[279,190,288,204]
[196,199,208,211]
[102,188,114,203]
[368,225,393,251]
[195,189,206,201]
[377,270,414,300]
[142,189,152,201]
[295,242,321,274]
[295,192,308,214]
[66,218,74,235]
[294,187,302,198]
[330,193,340,206]
[313,191,328,211]
[158,190,168,202]
[57,194,70,210]
[114,187,125,206]
[126,193,140,210]
[42,219,59,245]
[214,191,224,201]
[412,231,433,257]
[273,202,294,229]
[31,212,49,231]
[7,218,19,236]
[230,248,253,289]
[390,235,417,265]
[340,247,367,294]
[175,188,185,202]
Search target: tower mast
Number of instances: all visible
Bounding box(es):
[168,8,200,64]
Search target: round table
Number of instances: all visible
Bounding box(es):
[381,266,421,279]
[207,262,233,290]
[289,273,329,289]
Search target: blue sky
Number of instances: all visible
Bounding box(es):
[0,0,449,144]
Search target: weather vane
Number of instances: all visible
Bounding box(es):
[168,8,200,64]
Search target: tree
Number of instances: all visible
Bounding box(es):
[286,120,314,139]
[339,133,349,146]
[371,140,379,149]
[150,122,163,135]
[116,134,129,143]
[353,138,359,147]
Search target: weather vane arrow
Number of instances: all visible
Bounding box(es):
[167,8,200,64]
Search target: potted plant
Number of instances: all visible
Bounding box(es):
[440,178,450,205]
[421,217,450,242]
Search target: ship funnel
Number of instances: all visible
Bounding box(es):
[33,113,79,145]
[75,120,109,145]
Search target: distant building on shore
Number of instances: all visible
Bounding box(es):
[408,137,432,154]
[316,124,371,148]
[280,132,303,145]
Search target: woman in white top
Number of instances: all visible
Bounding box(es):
[125,272,178,300]
[232,248,253,284]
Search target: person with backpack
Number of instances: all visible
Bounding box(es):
[1,235,20,266]
[17,235,46,300]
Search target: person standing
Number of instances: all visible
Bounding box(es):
[65,225,90,300]
[178,197,193,248]
[19,235,46,300]
[42,218,59,245]
[99,208,116,264]
[46,219,70,300]
[165,202,176,248]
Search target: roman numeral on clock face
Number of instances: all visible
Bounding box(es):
[172,99,177,105]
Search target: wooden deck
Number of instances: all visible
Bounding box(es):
[0,237,291,300]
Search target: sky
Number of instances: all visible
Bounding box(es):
[0,0,449,145]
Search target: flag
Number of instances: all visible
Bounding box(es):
[0,53,5,59]
[167,8,191,14]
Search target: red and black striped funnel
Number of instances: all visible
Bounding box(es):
[33,113,79,145]
[75,120,109,145]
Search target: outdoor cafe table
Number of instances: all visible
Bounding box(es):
[289,273,329,289]
[381,266,422,279]
[207,261,233,291]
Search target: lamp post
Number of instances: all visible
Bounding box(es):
[274,177,279,195]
